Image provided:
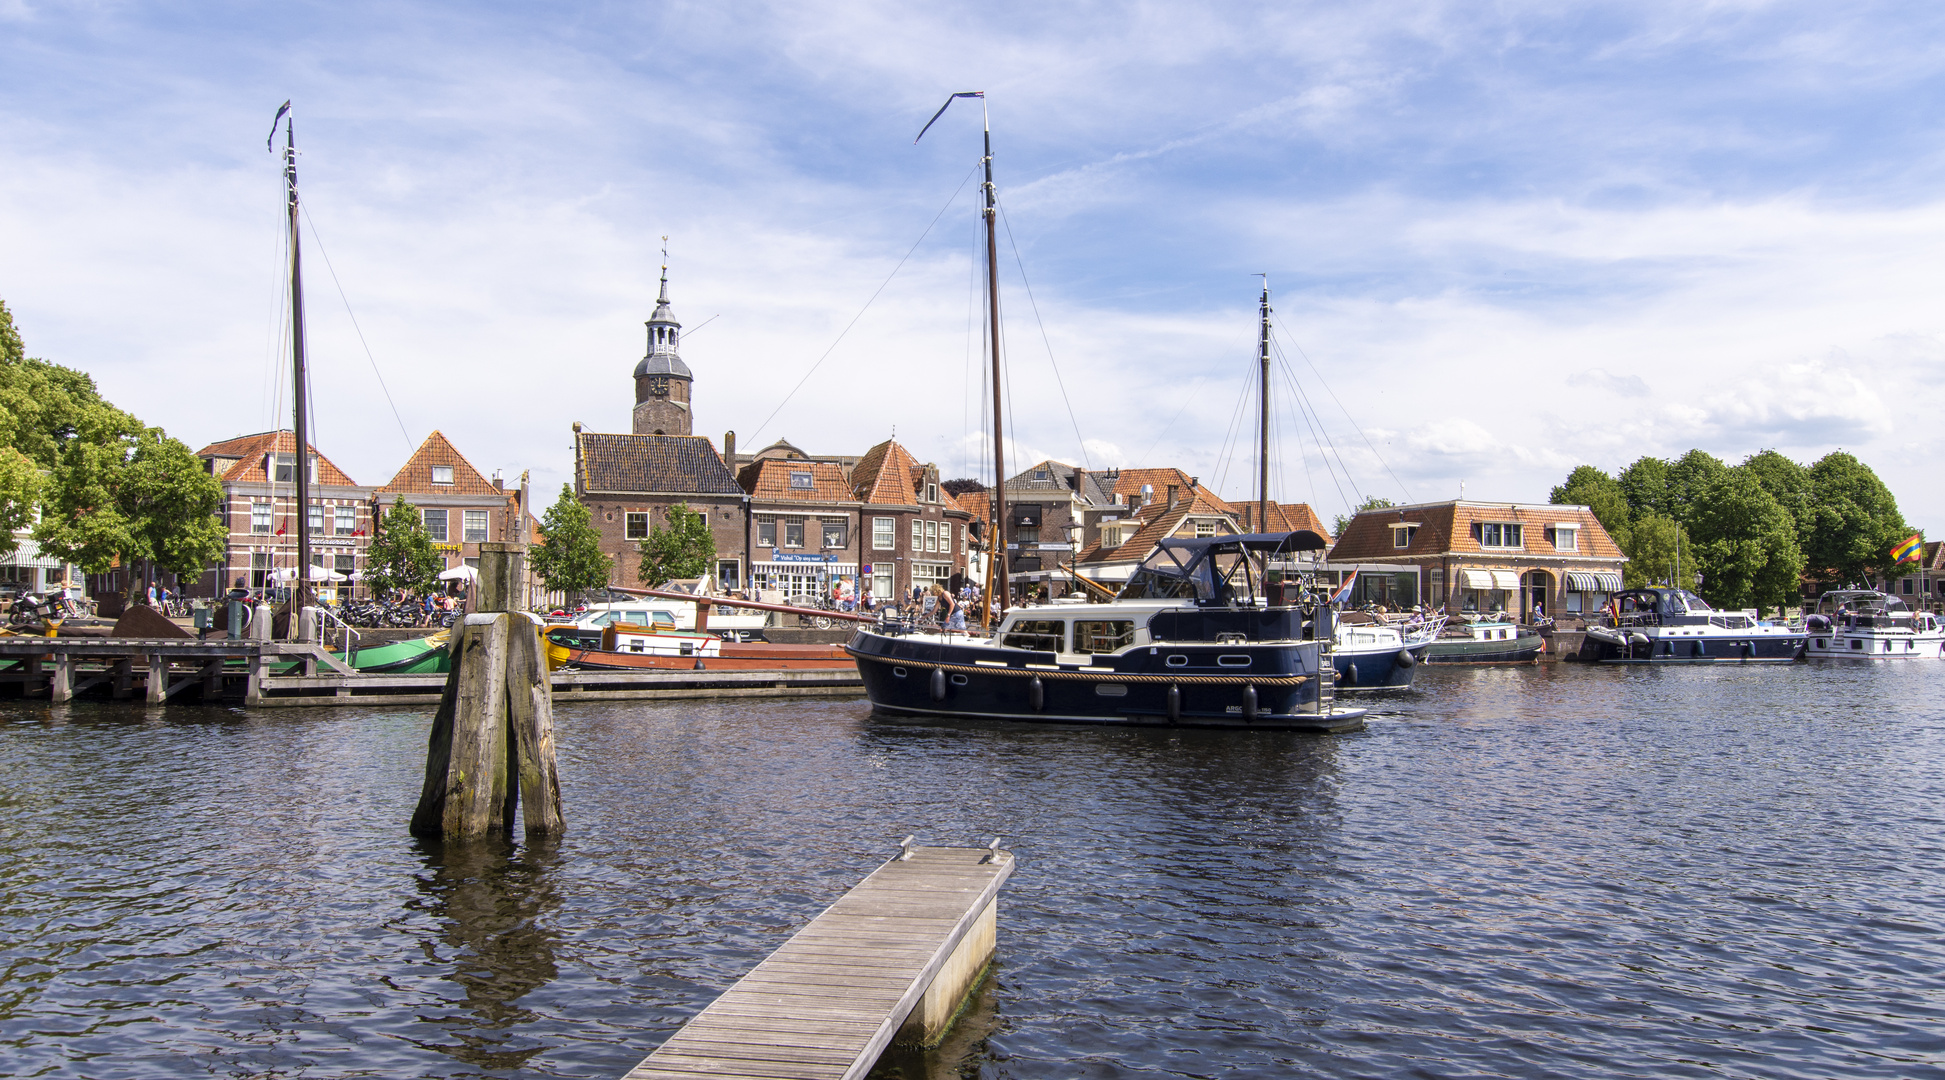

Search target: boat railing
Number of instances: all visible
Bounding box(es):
[310,603,360,663]
[1708,614,1755,630]
[1606,612,1660,629]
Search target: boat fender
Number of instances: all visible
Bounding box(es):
[1166,683,1181,723]
[1394,648,1416,669]
[1242,684,1258,721]
[1344,663,1358,687]
[1029,676,1045,712]
[929,667,947,702]
[1627,632,1649,648]
[694,657,706,671]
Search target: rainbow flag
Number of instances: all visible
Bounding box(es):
[1891,534,1924,564]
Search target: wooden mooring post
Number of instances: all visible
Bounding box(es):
[624,840,1015,1080]
[410,543,563,840]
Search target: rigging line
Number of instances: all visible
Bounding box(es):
[994,197,1089,470]
[1210,351,1255,501]
[752,160,980,445]
[299,204,414,454]
[1132,375,1206,465]
[264,181,290,434]
[1272,324,1411,502]
[1273,344,1354,514]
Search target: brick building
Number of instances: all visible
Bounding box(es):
[1000,460,1114,597]
[1325,499,1626,617]
[739,457,861,598]
[573,424,748,590]
[849,439,972,601]
[193,430,375,597]
[1075,485,1242,587]
[373,431,522,576]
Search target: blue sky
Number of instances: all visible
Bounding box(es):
[3,1,1943,528]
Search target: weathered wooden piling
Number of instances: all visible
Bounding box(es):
[410,544,562,840]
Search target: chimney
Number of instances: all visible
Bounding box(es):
[572,421,583,433]
[724,429,737,465]
[491,470,504,493]
[1167,483,1179,509]
[1072,466,1088,498]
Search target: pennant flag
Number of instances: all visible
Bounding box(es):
[275,518,288,537]
[1891,533,1924,564]
[914,91,983,144]
[267,100,290,152]
[1330,570,1358,606]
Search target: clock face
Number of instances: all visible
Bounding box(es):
[650,376,669,396]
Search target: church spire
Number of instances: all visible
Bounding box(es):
[657,236,670,305]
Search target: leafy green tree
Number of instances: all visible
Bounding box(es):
[1804,451,1910,587]
[1740,450,1814,546]
[1664,449,1729,525]
[34,420,227,590]
[1550,464,1631,548]
[0,448,40,561]
[530,484,612,598]
[0,298,134,558]
[1620,514,1691,589]
[1331,495,1396,540]
[366,496,443,598]
[1687,469,1803,611]
[638,502,716,586]
[1617,456,1671,522]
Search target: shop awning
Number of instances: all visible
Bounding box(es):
[1,539,64,570]
[1458,569,1495,589]
[1567,570,1622,592]
[1491,570,1521,590]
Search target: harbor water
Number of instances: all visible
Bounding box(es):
[2,663,1942,1078]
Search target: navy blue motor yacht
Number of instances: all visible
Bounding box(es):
[1580,587,1806,663]
[848,532,1368,732]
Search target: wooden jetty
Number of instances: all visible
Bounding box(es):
[0,636,860,707]
[626,842,1015,1080]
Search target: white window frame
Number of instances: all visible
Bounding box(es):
[463,510,489,543]
[1552,524,1579,552]
[1480,522,1523,548]
[925,519,939,552]
[911,519,922,550]
[431,465,455,485]
[308,502,324,532]
[251,501,272,534]
[334,505,356,535]
[873,517,895,550]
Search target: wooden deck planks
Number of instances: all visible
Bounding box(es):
[623,846,1014,1080]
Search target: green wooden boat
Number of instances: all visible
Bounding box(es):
[336,631,451,674]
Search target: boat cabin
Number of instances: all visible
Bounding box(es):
[579,606,680,631]
[1813,590,1912,627]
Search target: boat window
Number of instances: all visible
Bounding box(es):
[589,611,618,627]
[1165,654,1189,667]
[627,611,651,624]
[1217,655,1251,667]
[652,612,677,627]
[1072,620,1135,655]
[1001,619,1065,653]
[1116,546,1199,600]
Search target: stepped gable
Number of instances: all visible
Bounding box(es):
[739,458,853,502]
[377,431,501,496]
[194,429,356,486]
[578,431,741,495]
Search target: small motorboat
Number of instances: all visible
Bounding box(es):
[1422,618,1544,665]
[1580,587,1805,664]
[1803,589,1945,660]
[541,622,851,672]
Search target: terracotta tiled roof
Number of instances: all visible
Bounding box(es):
[1107,468,1232,513]
[740,458,855,503]
[1326,501,1625,562]
[956,489,991,523]
[1235,501,1333,544]
[195,429,357,486]
[377,431,501,496]
[1078,490,1236,565]
[578,432,742,495]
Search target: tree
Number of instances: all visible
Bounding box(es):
[638,502,716,586]
[0,298,131,558]
[1804,451,1910,587]
[941,478,987,497]
[1332,496,1396,540]
[530,484,611,598]
[366,496,443,598]
[1663,449,1729,525]
[1620,514,1691,589]
[1550,465,1630,548]
[1687,469,1803,611]
[34,415,226,594]
[1740,450,1814,547]
[1617,456,1671,522]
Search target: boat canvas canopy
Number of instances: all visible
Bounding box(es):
[1491,570,1521,590]
[1459,569,1495,589]
[1566,571,1623,592]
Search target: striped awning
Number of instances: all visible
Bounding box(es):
[1566,570,1623,592]
[1491,570,1521,590]
[1458,569,1495,589]
[1,538,63,570]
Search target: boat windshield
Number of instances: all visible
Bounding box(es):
[1117,546,1201,600]
[1669,589,1712,613]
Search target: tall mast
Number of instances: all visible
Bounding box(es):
[1258,277,1270,534]
[982,106,1007,619]
[276,104,313,615]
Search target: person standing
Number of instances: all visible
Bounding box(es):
[936,584,964,632]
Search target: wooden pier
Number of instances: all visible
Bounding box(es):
[626,842,1015,1080]
[0,636,861,707]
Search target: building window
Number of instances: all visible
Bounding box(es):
[822,518,848,548]
[463,510,489,543]
[269,454,314,483]
[1195,521,1216,537]
[1551,526,1578,552]
[872,563,894,598]
[335,554,355,576]
[308,503,325,532]
[1902,578,1914,594]
[784,518,805,548]
[431,466,454,485]
[959,523,966,553]
[251,552,273,590]
[925,520,939,552]
[912,519,923,550]
[334,505,356,535]
[1015,526,1040,545]
[1033,468,1050,481]
[1479,522,1523,548]
[625,512,650,540]
[873,517,895,550]
[789,471,814,490]
[423,508,449,542]
[757,516,777,547]
[251,501,272,533]
[1393,526,1418,548]
[926,482,940,503]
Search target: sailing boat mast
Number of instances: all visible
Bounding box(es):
[981,104,1008,620]
[1257,277,1270,534]
[271,102,313,614]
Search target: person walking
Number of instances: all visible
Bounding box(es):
[935,583,964,632]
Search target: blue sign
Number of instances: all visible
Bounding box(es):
[771,549,833,564]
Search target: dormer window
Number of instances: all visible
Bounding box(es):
[1478,522,1523,548]
[789,471,814,490]
[268,453,316,484]
[1392,524,1420,549]
[926,483,940,503]
[1033,469,1050,482]
[431,466,454,485]
[1550,523,1579,552]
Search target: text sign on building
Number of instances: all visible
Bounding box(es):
[770,549,834,564]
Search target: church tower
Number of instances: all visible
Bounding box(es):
[632,243,693,436]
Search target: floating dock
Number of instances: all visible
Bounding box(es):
[626,842,1014,1080]
[0,637,861,707]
